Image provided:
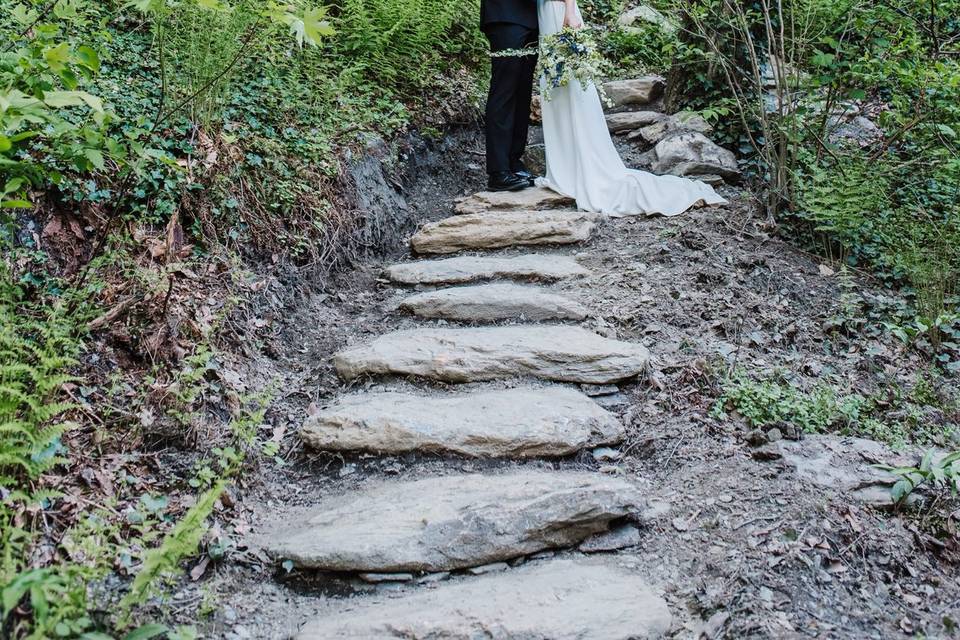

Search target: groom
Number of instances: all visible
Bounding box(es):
[481,0,538,192]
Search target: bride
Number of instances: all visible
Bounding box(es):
[535,0,727,217]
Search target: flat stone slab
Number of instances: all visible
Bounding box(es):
[454,186,574,215]
[265,471,644,572]
[606,110,666,133]
[295,557,672,639]
[398,283,589,322]
[333,326,650,384]
[775,435,914,506]
[411,210,596,255]
[301,386,624,457]
[385,254,590,285]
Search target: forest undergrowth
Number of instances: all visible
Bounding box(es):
[1,0,958,637]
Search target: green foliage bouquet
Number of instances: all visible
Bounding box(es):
[537,27,613,105]
[492,27,612,105]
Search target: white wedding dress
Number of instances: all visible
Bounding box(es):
[536,0,727,217]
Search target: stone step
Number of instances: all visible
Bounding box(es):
[384,254,590,286]
[411,210,596,255]
[333,326,649,384]
[295,557,672,639]
[264,471,645,572]
[454,186,574,215]
[301,386,624,458]
[398,283,589,322]
[606,110,665,133]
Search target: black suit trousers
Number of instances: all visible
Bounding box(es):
[484,23,538,174]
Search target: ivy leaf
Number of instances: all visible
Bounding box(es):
[140,493,169,513]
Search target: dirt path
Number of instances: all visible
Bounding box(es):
[175,130,959,639]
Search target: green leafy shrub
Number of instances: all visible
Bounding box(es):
[600,26,675,75]
[714,370,958,447]
[877,449,960,505]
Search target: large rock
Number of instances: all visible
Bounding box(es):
[454,186,574,215]
[301,386,624,457]
[606,110,666,133]
[602,77,665,108]
[295,557,672,639]
[333,325,650,384]
[522,142,546,175]
[265,471,646,572]
[411,210,596,255]
[650,131,740,181]
[385,254,590,286]
[398,283,589,321]
[619,4,678,34]
[775,436,916,506]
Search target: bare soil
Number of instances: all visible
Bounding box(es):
[161,128,959,639]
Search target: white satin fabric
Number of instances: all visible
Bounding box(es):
[535,0,727,217]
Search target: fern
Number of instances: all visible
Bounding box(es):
[119,480,227,620]
[0,265,81,494]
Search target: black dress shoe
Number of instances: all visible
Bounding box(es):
[511,163,535,184]
[514,169,535,184]
[488,171,530,192]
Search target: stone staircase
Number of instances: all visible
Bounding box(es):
[262,186,672,639]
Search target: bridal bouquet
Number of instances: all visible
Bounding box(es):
[537,27,613,106]
[491,27,613,106]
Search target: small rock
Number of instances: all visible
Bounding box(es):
[579,524,641,552]
[745,429,768,446]
[766,427,783,443]
[752,445,783,461]
[467,562,510,575]
[416,572,451,585]
[359,572,415,583]
[592,447,622,462]
[580,383,620,397]
[594,393,630,408]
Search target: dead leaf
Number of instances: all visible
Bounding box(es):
[190,556,210,581]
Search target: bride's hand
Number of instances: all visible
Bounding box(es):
[563,0,583,28]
